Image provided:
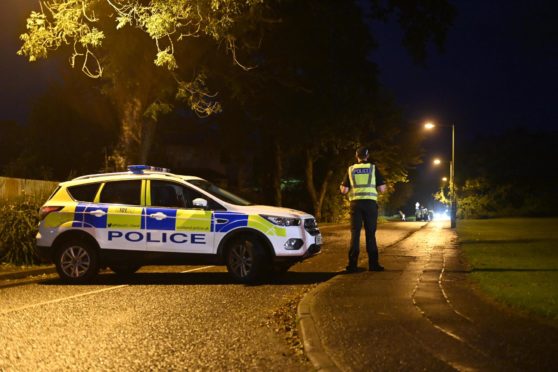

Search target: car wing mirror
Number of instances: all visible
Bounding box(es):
[192,198,208,209]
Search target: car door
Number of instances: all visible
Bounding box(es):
[87,179,146,251]
[145,180,214,254]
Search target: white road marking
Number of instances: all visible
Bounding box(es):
[0,266,213,316]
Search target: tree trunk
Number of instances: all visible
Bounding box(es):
[140,118,157,164]
[271,139,283,206]
[111,98,144,170]
[305,150,333,221]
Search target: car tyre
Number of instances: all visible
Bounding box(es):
[109,264,142,276]
[55,239,99,283]
[225,235,268,283]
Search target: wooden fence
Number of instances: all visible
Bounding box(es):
[0,177,59,201]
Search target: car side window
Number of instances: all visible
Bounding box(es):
[151,181,224,210]
[99,180,142,205]
[67,183,100,202]
[151,181,186,208]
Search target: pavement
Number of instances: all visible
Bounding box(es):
[298,221,558,371]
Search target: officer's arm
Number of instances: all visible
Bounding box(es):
[340,172,350,194]
[375,168,387,193]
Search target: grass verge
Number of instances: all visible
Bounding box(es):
[458,218,558,321]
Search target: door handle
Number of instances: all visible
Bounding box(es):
[89,209,107,218]
[216,218,228,224]
[149,212,167,221]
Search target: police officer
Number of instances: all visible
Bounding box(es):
[340,146,387,272]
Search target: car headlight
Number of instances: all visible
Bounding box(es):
[261,215,301,227]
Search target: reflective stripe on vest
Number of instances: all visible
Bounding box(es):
[348,163,377,201]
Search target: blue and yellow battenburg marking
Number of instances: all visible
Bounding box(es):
[43,205,77,228]
[45,203,286,236]
[213,212,286,236]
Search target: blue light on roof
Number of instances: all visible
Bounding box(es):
[127,165,170,174]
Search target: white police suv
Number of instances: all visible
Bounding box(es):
[36,165,322,283]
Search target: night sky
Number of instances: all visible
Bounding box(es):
[1,0,557,210]
[373,0,558,136]
[370,0,558,211]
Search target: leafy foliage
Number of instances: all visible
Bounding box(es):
[13,0,456,221]
[0,197,42,265]
[18,0,262,79]
[457,130,558,217]
[2,74,118,180]
[18,0,266,167]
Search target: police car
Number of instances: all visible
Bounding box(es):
[36,165,322,283]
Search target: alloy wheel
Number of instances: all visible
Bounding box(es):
[229,240,254,278]
[60,246,91,278]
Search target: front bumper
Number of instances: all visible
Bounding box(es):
[272,244,321,266]
[303,244,321,258]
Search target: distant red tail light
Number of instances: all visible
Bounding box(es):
[39,206,63,221]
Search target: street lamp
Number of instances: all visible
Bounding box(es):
[425,122,457,228]
[442,177,448,182]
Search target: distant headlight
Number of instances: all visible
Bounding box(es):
[261,215,301,227]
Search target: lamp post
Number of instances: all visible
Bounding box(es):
[426,122,457,228]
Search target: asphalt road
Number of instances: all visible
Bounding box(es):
[0,222,422,371]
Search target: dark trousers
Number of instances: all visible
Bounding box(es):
[348,200,379,269]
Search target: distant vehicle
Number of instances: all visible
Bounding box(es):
[415,207,433,222]
[36,165,322,284]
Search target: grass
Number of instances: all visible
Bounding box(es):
[457,218,558,321]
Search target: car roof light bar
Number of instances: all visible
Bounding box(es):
[128,165,171,174]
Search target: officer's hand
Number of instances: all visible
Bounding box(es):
[340,185,349,194]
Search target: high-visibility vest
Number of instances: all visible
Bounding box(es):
[348,163,377,201]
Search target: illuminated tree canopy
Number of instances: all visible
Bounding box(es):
[19,0,260,112]
[18,0,263,166]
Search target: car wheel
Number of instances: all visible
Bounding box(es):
[225,235,267,283]
[55,239,99,283]
[109,264,141,276]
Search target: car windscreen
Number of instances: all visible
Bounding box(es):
[186,179,252,206]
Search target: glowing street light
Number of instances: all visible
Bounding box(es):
[433,158,442,165]
[442,177,448,182]
[424,121,457,228]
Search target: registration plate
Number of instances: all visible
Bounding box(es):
[315,234,323,245]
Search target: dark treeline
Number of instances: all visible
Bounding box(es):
[2,0,459,221]
[457,129,558,218]
[6,1,556,219]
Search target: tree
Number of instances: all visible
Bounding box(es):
[4,72,118,180]
[458,129,558,217]
[0,120,24,172]
[200,0,454,219]
[18,0,264,167]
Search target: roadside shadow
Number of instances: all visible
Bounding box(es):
[38,271,339,286]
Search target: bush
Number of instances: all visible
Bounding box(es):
[0,197,42,265]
